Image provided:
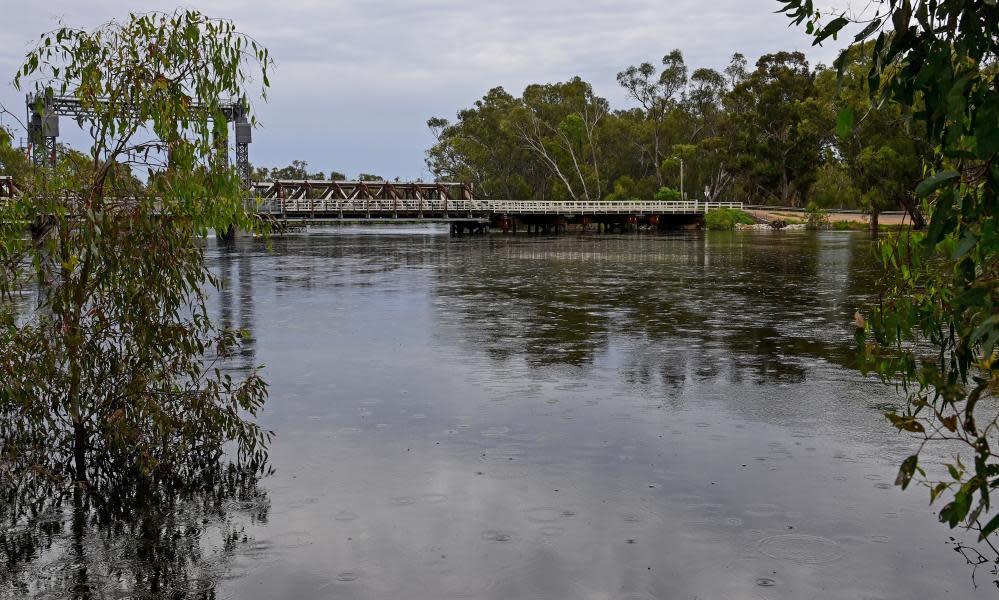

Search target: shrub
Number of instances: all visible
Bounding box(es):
[704,208,754,230]
[655,186,682,201]
[804,201,830,229]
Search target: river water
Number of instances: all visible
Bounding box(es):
[8,226,989,599]
[195,226,987,600]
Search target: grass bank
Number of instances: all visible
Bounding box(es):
[704,208,756,230]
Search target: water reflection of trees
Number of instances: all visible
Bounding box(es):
[433,232,880,386]
[1,463,268,599]
[217,239,259,373]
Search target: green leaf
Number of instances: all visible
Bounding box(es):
[979,512,999,541]
[915,170,959,197]
[952,231,977,259]
[975,94,999,158]
[853,17,882,42]
[813,16,849,46]
[835,107,854,138]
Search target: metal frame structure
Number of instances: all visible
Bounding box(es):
[253,180,474,201]
[25,92,253,187]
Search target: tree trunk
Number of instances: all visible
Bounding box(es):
[869,211,879,235]
[900,196,926,229]
[74,420,87,482]
[71,487,90,596]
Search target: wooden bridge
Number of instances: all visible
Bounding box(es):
[252,179,743,233]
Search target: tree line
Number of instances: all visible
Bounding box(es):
[425,45,932,225]
[249,159,385,183]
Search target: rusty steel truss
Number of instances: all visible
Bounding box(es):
[253,180,475,201]
[251,179,479,220]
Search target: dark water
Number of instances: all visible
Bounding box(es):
[7,227,991,599]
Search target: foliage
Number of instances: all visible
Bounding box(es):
[254,159,329,181]
[726,51,832,206]
[831,219,868,231]
[781,0,999,545]
[704,208,754,230]
[804,201,830,229]
[655,186,682,201]
[0,9,272,530]
[427,48,928,208]
[815,42,930,230]
[604,175,643,201]
[809,159,861,209]
[617,49,688,186]
[0,127,29,181]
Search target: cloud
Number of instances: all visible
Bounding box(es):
[0,0,842,180]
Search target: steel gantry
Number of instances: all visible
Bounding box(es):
[25,92,254,187]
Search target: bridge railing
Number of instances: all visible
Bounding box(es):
[479,200,743,214]
[252,198,743,216]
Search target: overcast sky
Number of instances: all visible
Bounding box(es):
[0,1,842,180]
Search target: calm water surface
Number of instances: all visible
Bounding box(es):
[198,227,985,599]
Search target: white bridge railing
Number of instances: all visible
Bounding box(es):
[254,198,743,216]
[481,200,742,214]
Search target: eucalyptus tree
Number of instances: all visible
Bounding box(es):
[617,49,688,186]
[509,77,610,201]
[427,87,539,199]
[0,9,272,526]
[813,43,930,230]
[781,0,999,546]
[726,51,831,205]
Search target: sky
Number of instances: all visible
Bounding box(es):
[0,0,843,181]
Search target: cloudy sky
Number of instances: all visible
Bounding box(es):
[0,1,842,180]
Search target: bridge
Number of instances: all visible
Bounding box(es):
[252,179,743,233]
[1,175,743,234]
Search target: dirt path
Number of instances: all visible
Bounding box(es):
[746,208,911,226]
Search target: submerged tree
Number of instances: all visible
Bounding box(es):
[781,0,999,546]
[0,8,272,546]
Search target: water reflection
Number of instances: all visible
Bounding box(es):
[1,467,269,599]
[217,239,258,372]
[433,233,871,383]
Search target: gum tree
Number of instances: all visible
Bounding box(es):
[0,10,273,520]
[779,0,999,545]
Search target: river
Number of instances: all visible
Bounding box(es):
[198,226,987,599]
[8,226,990,599]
